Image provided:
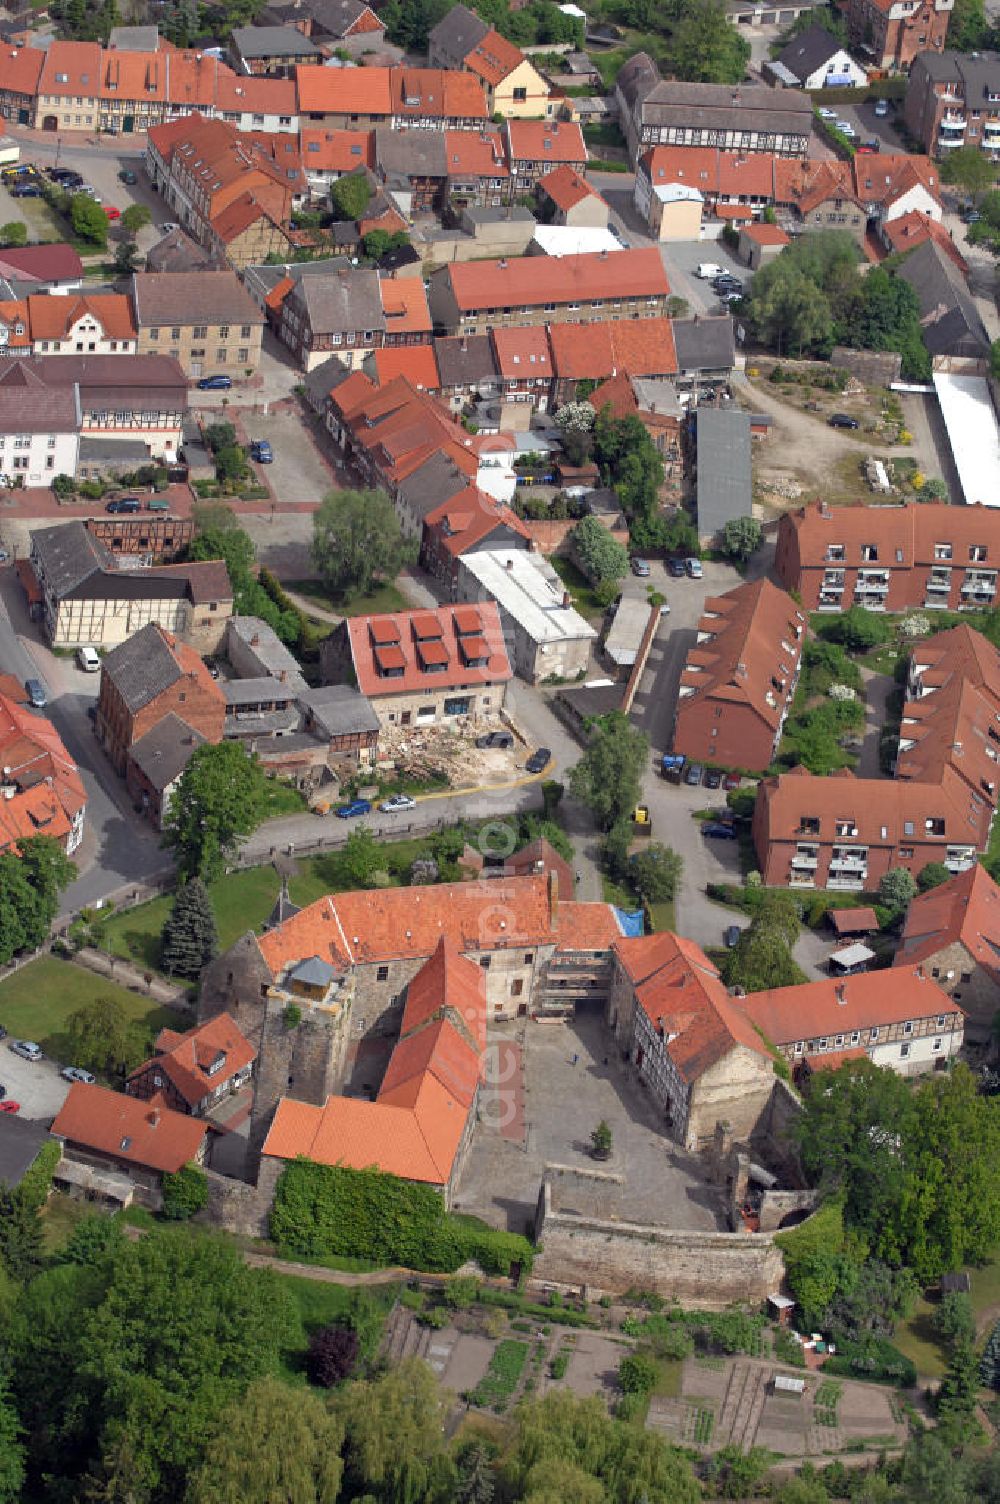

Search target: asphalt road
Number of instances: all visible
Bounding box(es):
[0,1045,70,1122]
[0,569,169,913]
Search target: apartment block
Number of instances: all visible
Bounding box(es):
[845,0,951,73]
[895,862,1000,1040]
[776,501,1000,612]
[673,580,806,774]
[905,50,1000,158]
[428,247,671,335]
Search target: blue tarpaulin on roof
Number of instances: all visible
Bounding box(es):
[615,908,645,937]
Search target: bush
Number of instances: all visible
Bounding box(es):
[271,1160,533,1276]
[618,1353,658,1393]
[161,1163,209,1221]
[18,1139,61,1210]
[306,1322,359,1386]
[823,1335,916,1387]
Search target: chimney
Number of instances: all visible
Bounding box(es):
[250,633,260,647]
[278,668,287,683]
[562,591,570,608]
[835,984,846,1005]
[548,869,559,928]
[506,558,514,570]
[148,1108,160,1127]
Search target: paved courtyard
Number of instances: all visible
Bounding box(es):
[455,1009,728,1236]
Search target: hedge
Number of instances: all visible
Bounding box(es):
[20,1140,61,1209]
[271,1159,533,1276]
[823,1336,916,1388]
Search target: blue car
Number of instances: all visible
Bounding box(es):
[336,799,372,819]
[250,440,273,463]
[197,374,232,390]
[703,823,738,840]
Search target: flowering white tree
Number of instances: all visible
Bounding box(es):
[555,401,596,434]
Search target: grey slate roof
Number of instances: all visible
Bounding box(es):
[303,353,352,410]
[374,127,447,179]
[132,271,263,328]
[434,333,499,389]
[231,24,320,56]
[0,362,80,434]
[429,2,490,63]
[145,227,216,274]
[396,450,473,525]
[290,955,340,986]
[226,616,308,688]
[128,712,206,791]
[30,521,111,597]
[638,77,813,133]
[897,240,989,358]
[223,677,299,705]
[0,1116,52,1189]
[102,622,185,713]
[696,408,752,541]
[285,266,384,337]
[672,316,736,375]
[776,23,848,83]
[108,23,160,49]
[300,682,380,736]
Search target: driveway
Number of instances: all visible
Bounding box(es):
[828,99,908,153]
[0,1045,70,1123]
[663,240,752,318]
[240,408,337,507]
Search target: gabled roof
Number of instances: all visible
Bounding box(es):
[127,713,206,792]
[132,270,263,327]
[300,127,374,173]
[464,27,528,87]
[896,863,1000,981]
[897,238,987,357]
[0,244,82,284]
[776,23,853,82]
[547,314,677,380]
[490,324,551,381]
[346,600,512,697]
[739,965,961,1046]
[0,690,86,846]
[429,3,490,61]
[52,1084,207,1174]
[27,294,136,343]
[676,579,806,735]
[130,1011,256,1109]
[616,930,773,1082]
[505,118,587,163]
[367,344,440,389]
[537,165,603,212]
[102,622,224,714]
[882,211,968,273]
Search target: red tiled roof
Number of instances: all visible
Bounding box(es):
[743,223,790,246]
[896,863,1000,981]
[830,907,880,936]
[347,601,511,697]
[300,127,374,172]
[27,294,136,342]
[803,1046,868,1072]
[0,244,83,283]
[0,301,30,351]
[490,324,551,380]
[295,63,392,115]
[210,192,283,246]
[781,500,1000,574]
[443,128,508,179]
[739,965,960,1046]
[464,28,526,86]
[424,485,530,558]
[883,210,967,273]
[444,247,668,311]
[0,44,45,98]
[547,315,677,381]
[215,71,296,116]
[380,278,432,335]
[506,118,586,163]
[52,1083,207,1174]
[0,691,86,853]
[38,40,103,97]
[369,344,440,389]
[537,165,602,212]
[391,67,487,122]
[129,1011,255,1110]
[616,930,773,1083]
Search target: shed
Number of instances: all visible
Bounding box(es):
[940,1272,971,1294]
[695,408,752,544]
[773,1374,806,1395]
[604,596,650,668]
[829,906,879,937]
[828,942,875,975]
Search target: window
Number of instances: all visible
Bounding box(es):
[524,953,534,964]
[171,327,180,339]
[240,324,251,338]
[193,325,208,339]
[216,349,227,362]
[794,1041,804,1055]
[903,1020,913,1035]
[900,1041,911,1059]
[149,327,159,340]
[961,972,972,983]
[933,1037,942,1051]
[479,956,491,969]
[376,965,389,981]
[511,978,524,997]
[218,325,230,339]
[850,1030,860,1045]
[238,348,249,362]
[870,1026,879,1041]
[513,86,527,101]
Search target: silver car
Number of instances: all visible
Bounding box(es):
[9,1040,41,1061]
[61,1065,96,1084]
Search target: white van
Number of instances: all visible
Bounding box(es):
[76,646,100,672]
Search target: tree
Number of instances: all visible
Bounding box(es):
[722,919,807,994]
[593,411,664,520]
[942,142,996,203]
[215,444,248,486]
[80,1230,300,1498]
[917,861,951,892]
[570,515,629,584]
[819,605,890,652]
[71,193,109,246]
[187,1377,345,1504]
[311,487,414,603]
[618,1352,657,1393]
[0,1382,23,1504]
[590,1120,613,1159]
[64,995,145,1078]
[335,1358,456,1504]
[0,1185,43,1281]
[202,424,238,457]
[721,516,763,562]
[630,843,683,904]
[161,1163,209,1221]
[569,712,649,830]
[330,170,373,221]
[340,827,383,888]
[188,511,255,594]
[60,1213,126,1269]
[935,1290,975,1348]
[0,836,75,966]
[748,260,833,357]
[164,741,269,882]
[667,0,750,82]
[454,1441,495,1504]
[160,879,219,978]
[306,1321,360,1386]
[900,1428,972,1504]
[113,238,139,273]
[992,339,1000,382]
[555,401,596,435]
[879,866,917,912]
[120,203,151,237]
[0,222,26,247]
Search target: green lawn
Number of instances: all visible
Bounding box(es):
[0,956,177,1060]
[549,556,606,622]
[648,899,676,933]
[40,1192,92,1254]
[972,1253,1000,1330]
[893,1296,949,1380]
[275,1272,400,1382]
[283,578,409,618]
[259,778,308,820]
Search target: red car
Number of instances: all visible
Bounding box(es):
[0,1101,20,1114]
[103,205,121,220]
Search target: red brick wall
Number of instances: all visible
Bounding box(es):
[100,669,225,774]
[674,698,776,774]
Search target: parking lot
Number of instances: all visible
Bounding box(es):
[0,1042,70,1123]
[817,97,909,153]
[663,240,754,317]
[0,143,160,254]
[237,407,336,506]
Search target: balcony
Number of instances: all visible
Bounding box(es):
[827,876,866,891]
[945,848,976,871]
[853,593,888,610]
[792,854,819,870]
[818,594,844,610]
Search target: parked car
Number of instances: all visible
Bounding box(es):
[336,799,372,819]
[631,557,651,577]
[380,793,416,813]
[24,679,46,709]
[76,646,100,672]
[0,1026,6,1040]
[159,221,180,233]
[874,98,890,117]
[960,206,981,224]
[684,762,704,786]
[526,747,552,774]
[61,1066,96,1084]
[476,731,513,749]
[705,768,723,790]
[696,262,725,279]
[249,439,273,463]
[8,1040,41,1061]
[724,925,742,948]
[0,1081,5,1097]
[703,822,738,840]
[723,773,742,791]
[197,374,232,390]
[667,558,686,578]
[0,1102,19,1114]
[11,183,40,197]
[828,413,859,429]
[105,496,141,513]
[103,205,121,220]
[118,168,137,184]
[685,557,703,579]
[817,106,837,120]
[836,120,857,138]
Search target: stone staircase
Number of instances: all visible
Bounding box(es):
[380,1304,431,1365]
